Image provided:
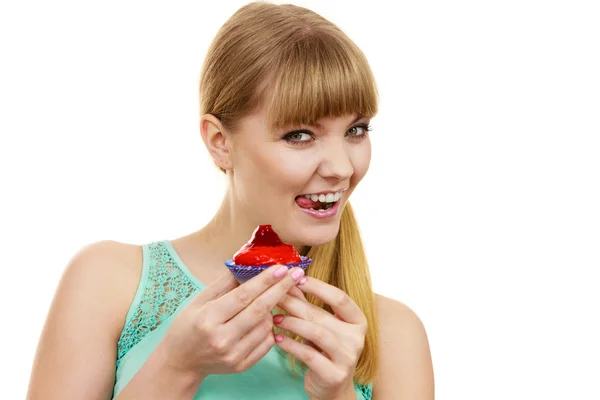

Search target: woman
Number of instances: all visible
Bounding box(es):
[27,2,434,399]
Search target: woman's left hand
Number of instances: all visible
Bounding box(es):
[274,277,367,400]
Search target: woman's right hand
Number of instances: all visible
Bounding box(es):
[158,264,306,379]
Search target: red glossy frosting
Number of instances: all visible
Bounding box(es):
[232,225,302,266]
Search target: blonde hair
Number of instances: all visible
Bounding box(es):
[199,2,379,384]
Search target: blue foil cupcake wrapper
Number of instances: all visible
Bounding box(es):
[224,256,312,283]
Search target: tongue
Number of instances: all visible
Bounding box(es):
[295,196,321,209]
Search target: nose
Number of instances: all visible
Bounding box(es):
[317,139,354,182]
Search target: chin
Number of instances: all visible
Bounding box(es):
[284,220,341,249]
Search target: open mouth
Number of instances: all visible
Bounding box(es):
[294,190,343,212]
[300,200,335,211]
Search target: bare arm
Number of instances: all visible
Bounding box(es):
[372,295,435,400]
[26,241,142,400]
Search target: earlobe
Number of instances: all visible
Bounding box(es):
[200,114,232,170]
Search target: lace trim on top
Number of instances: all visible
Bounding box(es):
[114,241,373,399]
[116,241,198,367]
[359,383,373,399]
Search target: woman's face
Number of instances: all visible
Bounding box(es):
[227,109,372,247]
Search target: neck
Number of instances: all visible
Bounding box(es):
[196,190,257,263]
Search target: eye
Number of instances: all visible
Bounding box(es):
[287,132,312,141]
[346,124,372,139]
[283,130,315,146]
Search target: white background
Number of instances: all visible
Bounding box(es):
[1,0,599,398]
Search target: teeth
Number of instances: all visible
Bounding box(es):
[301,190,344,203]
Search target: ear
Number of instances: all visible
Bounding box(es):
[200,114,232,170]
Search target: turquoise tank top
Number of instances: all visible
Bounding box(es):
[112,241,373,399]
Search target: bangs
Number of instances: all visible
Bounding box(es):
[259,33,379,131]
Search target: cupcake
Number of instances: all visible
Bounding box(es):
[224,225,312,283]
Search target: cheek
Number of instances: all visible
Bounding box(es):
[236,146,316,193]
[350,141,372,182]
[271,150,317,185]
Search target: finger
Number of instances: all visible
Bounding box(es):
[287,285,308,301]
[275,289,318,351]
[228,267,305,333]
[302,338,320,352]
[194,270,239,303]
[296,277,365,324]
[274,333,333,378]
[230,315,272,359]
[273,315,348,363]
[212,264,297,322]
[237,331,276,372]
[277,292,340,331]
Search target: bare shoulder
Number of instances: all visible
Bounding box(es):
[374,294,427,337]
[69,239,142,271]
[60,240,143,322]
[64,240,142,291]
[372,294,435,400]
[27,240,143,399]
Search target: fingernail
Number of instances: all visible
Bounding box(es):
[274,334,284,343]
[298,277,307,285]
[291,268,305,280]
[273,315,284,324]
[273,266,288,278]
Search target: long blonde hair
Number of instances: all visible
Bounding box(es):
[199,2,379,384]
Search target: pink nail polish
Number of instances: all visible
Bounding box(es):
[298,277,307,285]
[273,315,284,324]
[273,266,288,278]
[274,334,284,343]
[291,268,305,280]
